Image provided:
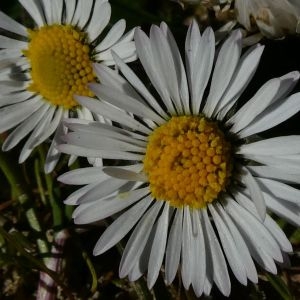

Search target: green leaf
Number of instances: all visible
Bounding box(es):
[266,273,294,300]
[9,230,35,252]
[82,251,98,293]
[290,228,300,244]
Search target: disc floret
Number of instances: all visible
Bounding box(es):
[143,116,232,208]
[24,25,95,109]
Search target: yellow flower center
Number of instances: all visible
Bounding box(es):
[143,116,232,209]
[24,25,95,109]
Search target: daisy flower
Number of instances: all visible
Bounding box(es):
[0,0,136,173]
[235,0,300,38]
[58,21,300,297]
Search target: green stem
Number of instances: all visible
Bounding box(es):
[38,146,63,228]
[34,159,47,205]
[0,226,74,300]
[0,150,49,257]
[82,251,98,293]
[0,150,24,199]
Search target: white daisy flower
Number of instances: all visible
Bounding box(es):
[0,0,136,173]
[235,0,300,38]
[58,21,300,297]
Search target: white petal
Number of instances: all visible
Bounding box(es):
[257,177,300,206]
[74,187,150,224]
[238,136,300,156]
[0,90,33,106]
[226,209,277,274]
[128,261,144,282]
[215,202,258,283]
[50,0,63,24]
[248,165,300,184]
[98,41,136,63]
[0,80,26,94]
[111,52,168,119]
[103,167,146,182]
[165,208,183,284]
[0,96,44,132]
[19,0,45,27]
[96,19,126,52]
[0,11,27,36]
[0,53,28,65]
[18,106,56,163]
[2,103,49,151]
[116,26,135,43]
[76,178,125,204]
[238,92,300,138]
[181,207,193,289]
[161,22,190,114]
[68,155,77,167]
[40,0,52,24]
[129,223,156,281]
[64,0,77,24]
[0,56,28,69]
[147,203,169,288]
[134,28,176,115]
[58,143,144,161]
[89,83,165,124]
[0,48,20,57]
[203,278,213,296]
[75,95,151,134]
[44,110,69,173]
[273,71,300,100]
[235,0,251,30]
[119,201,163,278]
[201,208,231,297]
[64,131,145,153]
[229,78,282,132]
[265,217,293,253]
[216,44,264,118]
[246,155,300,174]
[185,22,215,114]
[209,204,247,285]
[203,30,242,118]
[58,167,107,185]
[190,210,206,297]
[86,1,111,42]
[63,182,99,205]
[241,166,266,221]
[66,121,147,145]
[30,107,63,148]
[0,35,27,49]
[75,0,94,28]
[224,198,283,264]
[264,193,300,227]
[92,63,144,102]
[149,25,182,114]
[93,194,152,255]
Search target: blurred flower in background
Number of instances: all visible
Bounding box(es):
[235,0,300,39]
[173,0,235,27]
[0,0,136,173]
[58,21,300,297]
[173,0,300,45]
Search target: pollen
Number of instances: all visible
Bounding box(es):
[24,25,95,109]
[143,116,232,209]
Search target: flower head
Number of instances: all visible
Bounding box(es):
[235,0,300,38]
[0,0,136,173]
[58,21,300,296]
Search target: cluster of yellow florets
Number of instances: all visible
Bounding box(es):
[24,25,95,109]
[143,116,232,208]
